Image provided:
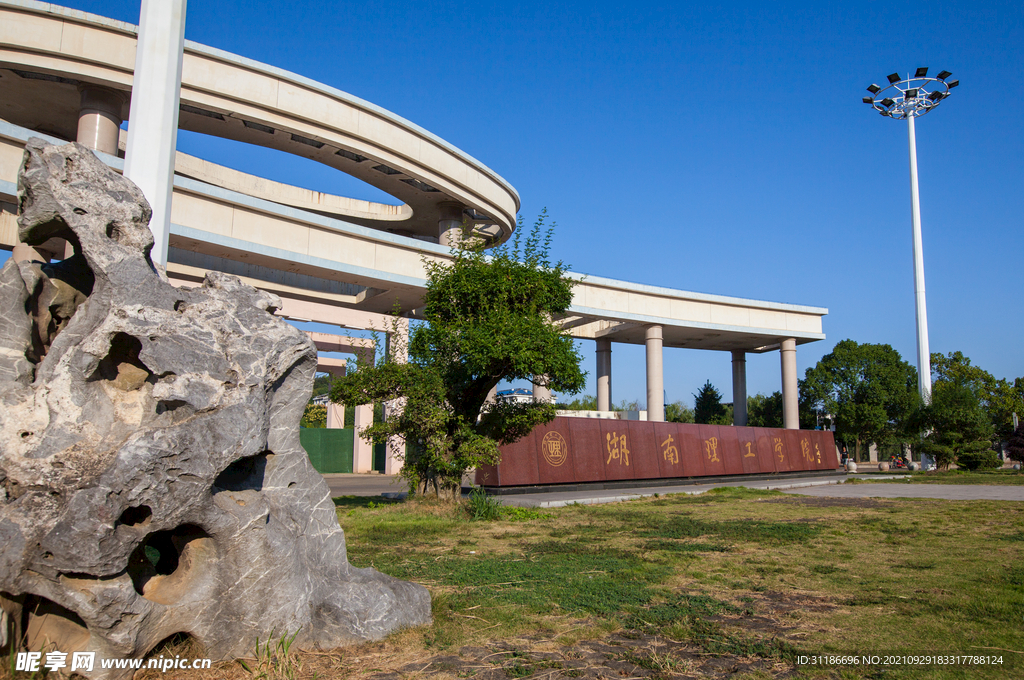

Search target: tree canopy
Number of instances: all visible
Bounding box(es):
[747,392,783,428]
[693,380,729,425]
[330,212,586,498]
[916,378,997,470]
[800,340,920,460]
[932,351,1023,441]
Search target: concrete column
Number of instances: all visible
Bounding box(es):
[77,86,125,156]
[437,202,464,247]
[732,350,747,426]
[533,376,552,404]
[326,401,345,429]
[645,325,665,422]
[353,404,374,473]
[596,337,612,411]
[123,0,187,268]
[780,338,799,429]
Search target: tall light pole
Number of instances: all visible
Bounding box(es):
[862,68,958,404]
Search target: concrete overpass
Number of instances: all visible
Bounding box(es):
[0,0,828,461]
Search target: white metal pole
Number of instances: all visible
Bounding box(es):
[907,113,932,404]
[124,0,187,268]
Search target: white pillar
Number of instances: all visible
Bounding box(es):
[596,337,612,411]
[352,348,375,472]
[907,114,932,403]
[780,338,799,429]
[732,350,747,426]
[533,376,552,404]
[123,0,187,268]
[353,404,374,473]
[645,325,664,422]
[77,85,125,156]
[437,202,464,247]
[322,364,346,429]
[326,401,345,429]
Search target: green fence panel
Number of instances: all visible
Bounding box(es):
[299,428,354,473]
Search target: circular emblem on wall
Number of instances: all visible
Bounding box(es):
[541,431,569,467]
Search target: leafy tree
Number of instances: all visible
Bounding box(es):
[916,378,996,470]
[666,400,695,423]
[932,351,1024,441]
[301,403,326,428]
[331,213,586,499]
[556,394,597,411]
[747,392,783,428]
[693,380,729,425]
[801,340,920,462]
[1007,423,1024,463]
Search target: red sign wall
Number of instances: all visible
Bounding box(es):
[476,418,840,487]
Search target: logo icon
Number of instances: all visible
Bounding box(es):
[541,431,569,467]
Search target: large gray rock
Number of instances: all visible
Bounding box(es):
[0,139,430,677]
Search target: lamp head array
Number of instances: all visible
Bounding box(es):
[862,68,957,119]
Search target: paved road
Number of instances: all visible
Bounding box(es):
[787,483,1024,502]
[322,473,409,498]
[322,473,1024,505]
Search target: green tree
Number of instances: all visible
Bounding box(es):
[801,340,920,462]
[693,380,729,425]
[932,351,1024,441]
[556,394,597,411]
[331,213,586,499]
[666,401,695,423]
[916,379,996,470]
[301,402,326,428]
[747,392,783,428]
[1007,423,1024,463]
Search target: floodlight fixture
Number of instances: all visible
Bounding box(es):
[867,83,881,94]
[859,68,959,405]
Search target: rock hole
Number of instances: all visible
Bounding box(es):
[73,207,87,215]
[21,594,90,653]
[128,525,215,605]
[91,332,151,391]
[117,505,152,527]
[173,299,188,312]
[213,452,274,493]
[19,431,32,439]
[288,482,297,488]
[155,400,191,415]
[144,631,206,668]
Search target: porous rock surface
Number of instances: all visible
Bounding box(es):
[0,139,430,676]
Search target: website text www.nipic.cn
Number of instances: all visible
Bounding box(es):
[16,651,213,673]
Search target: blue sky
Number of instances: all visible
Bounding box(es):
[12,0,1024,407]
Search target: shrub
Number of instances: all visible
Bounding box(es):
[957,448,1001,471]
[466,487,503,521]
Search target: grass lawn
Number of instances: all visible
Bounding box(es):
[8,486,1020,680]
[318,487,1022,679]
[851,469,1024,485]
